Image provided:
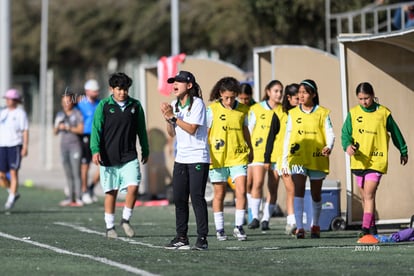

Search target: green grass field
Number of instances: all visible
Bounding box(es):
[1,186,413,276]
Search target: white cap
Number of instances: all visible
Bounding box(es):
[84,79,100,91]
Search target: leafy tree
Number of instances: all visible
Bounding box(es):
[10,0,377,75]
[11,0,41,74]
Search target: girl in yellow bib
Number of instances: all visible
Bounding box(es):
[238,82,256,225]
[264,83,300,234]
[281,79,335,239]
[247,80,282,231]
[341,82,408,240]
[207,77,253,241]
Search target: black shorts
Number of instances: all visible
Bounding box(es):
[0,145,22,172]
[80,134,92,164]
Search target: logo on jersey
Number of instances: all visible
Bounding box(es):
[370,148,384,157]
[255,137,263,147]
[234,146,248,154]
[222,126,241,131]
[312,148,324,157]
[215,139,225,150]
[290,143,300,154]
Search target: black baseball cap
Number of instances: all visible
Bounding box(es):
[167,71,196,84]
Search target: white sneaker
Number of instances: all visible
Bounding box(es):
[59,198,71,206]
[4,193,20,210]
[233,226,247,241]
[120,219,135,237]
[88,184,99,202]
[106,227,118,239]
[285,224,297,236]
[73,200,84,207]
[216,230,228,241]
[82,193,93,205]
[4,201,13,210]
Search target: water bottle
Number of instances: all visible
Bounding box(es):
[375,234,392,243]
[247,208,253,224]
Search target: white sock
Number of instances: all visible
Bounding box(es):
[294,197,304,229]
[261,202,269,221]
[246,193,252,209]
[312,200,322,226]
[287,214,296,225]
[104,213,115,229]
[214,212,224,231]
[250,198,261,220]
[122,207,133,221]
[235,209,246,227]
[261,203,275,222]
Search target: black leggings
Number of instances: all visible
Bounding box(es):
[172,162,209,238]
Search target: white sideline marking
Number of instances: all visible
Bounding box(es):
[0,231,158,276]
[225,245,357,251]
[317,246,355,249]
[54,222,361,252]
[54,222,163,249]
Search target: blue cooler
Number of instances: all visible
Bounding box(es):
[303,180,341,231]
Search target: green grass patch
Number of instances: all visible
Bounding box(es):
[0,186,413,275]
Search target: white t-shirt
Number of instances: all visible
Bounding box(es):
[0,107,29,147]
[172,97,209,164]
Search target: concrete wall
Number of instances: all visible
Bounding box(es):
[253,45,347,216]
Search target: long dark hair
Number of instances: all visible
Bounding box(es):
[355,82,374,96]
[240,83,253,96]
[209,77,241,101]
[282,83,299,113]
[174,81,203,113]
[262,80,283,101]
[300,79,319,105]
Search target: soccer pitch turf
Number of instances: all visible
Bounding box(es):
[1,186,413,276]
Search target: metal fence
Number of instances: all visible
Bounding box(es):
[326,0,414,54]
